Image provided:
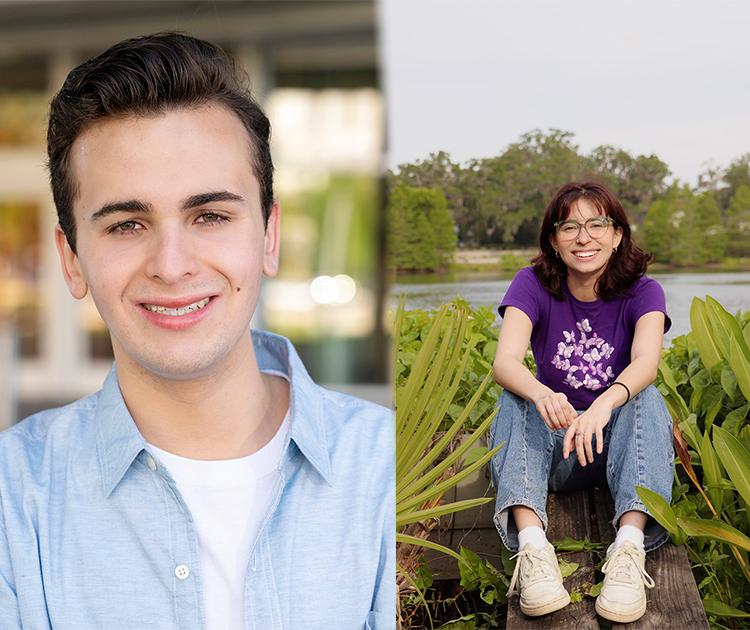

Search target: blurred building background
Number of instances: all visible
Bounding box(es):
[0,0,388,426]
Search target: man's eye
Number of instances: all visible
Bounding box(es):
[109,220,142,234]
[195,212,228,225]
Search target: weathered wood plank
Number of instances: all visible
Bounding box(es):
[592,488,709,630]
[506,491,599,629]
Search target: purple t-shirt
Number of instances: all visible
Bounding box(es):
[499,267,671,409]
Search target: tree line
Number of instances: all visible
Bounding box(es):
[387,129,750,271]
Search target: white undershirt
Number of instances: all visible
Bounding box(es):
[148,409,291,630]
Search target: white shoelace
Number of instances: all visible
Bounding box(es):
[601,545,655,588]
[507,546,558,597]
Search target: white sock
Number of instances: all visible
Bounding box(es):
[517,525,548,550]
[614,524,645,551]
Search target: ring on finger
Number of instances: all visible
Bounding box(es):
[575,431,584,439]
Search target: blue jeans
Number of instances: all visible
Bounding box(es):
[489,385,674,553]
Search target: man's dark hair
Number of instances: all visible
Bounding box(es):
[47,31,274,253]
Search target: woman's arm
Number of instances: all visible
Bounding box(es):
[562,310,666,464]
[493,306,576,429]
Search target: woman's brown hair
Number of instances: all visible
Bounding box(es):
[531,181,652,301]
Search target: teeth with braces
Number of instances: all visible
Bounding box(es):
[142,297,210,316]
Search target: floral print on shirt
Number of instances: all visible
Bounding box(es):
[551,318,615,391]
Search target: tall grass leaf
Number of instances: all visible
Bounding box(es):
[722,404,749,436]
[721,364,738,401]
[689,298,722,369]
[713,425,750,507]
[397,497,494,528]
[704,396,724,433]
[680,414,702,453]
[398,446,501,514]
[635,486,679,535]
[676,516,750,553]
[729,342,750,405]
[397,533,465,564]
[701,430,725,513]
[702,597,750,618]
[658,358,689,419]
[397,561,433,629]
[400,312,459,458]
[397,372,493,499]
[658,356,681,391]
[397,309,464,475]
[395,305,445,414]
[706,296,750,363]
[398,412,500,503]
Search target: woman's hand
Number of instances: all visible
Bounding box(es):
[563,402,613,466]
[534,391,577,430]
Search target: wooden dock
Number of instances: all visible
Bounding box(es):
[428,484,709,629]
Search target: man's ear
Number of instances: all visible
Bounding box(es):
[54,224,88,299]
[262,200,281,278]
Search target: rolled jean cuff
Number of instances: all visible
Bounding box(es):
[612,499,670,553]
[493,497,548,553]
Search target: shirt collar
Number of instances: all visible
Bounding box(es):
[94,369,148,497]
[251,330,333,484]
[96,329,332,496]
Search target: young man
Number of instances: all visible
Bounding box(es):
[0,33,394,629]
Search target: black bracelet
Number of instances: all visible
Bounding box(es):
[611,381,631,402]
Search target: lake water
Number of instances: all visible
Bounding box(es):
[391,271,750,342]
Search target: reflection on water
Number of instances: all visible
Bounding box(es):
[391,271,750,342]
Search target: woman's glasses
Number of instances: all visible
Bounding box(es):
[553,216,615,241]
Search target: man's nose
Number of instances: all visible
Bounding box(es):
[144,225,199,283]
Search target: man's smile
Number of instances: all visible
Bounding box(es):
[137,294,218,329]
[141,296,212,316]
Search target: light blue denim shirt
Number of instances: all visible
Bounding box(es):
[0,330,395,630]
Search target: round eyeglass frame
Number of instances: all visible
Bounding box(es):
[553,216,615,240]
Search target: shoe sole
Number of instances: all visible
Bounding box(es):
[520,591,571,617]
[595,598,646,623]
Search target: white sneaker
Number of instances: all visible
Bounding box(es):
[507,543,571,616]
[595,541,655,623]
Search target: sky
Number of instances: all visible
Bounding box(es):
[380,0,750,185]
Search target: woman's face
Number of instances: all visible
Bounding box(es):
[549,198,623,279]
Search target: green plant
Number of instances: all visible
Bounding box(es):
[396,299,534,432]
[395,301,502,629]
[638,296,750,626]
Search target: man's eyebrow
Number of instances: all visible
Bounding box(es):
[182,191,245,209]
[89,191,245,222]
[90,200,152,222]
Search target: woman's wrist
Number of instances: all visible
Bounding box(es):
[531,385,554,405]
[594,385,626,410]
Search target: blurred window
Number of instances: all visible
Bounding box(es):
[263,88,385,384]
[0,92,46,146]
[0,201,41,356]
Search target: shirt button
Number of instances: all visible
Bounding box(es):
[175,564,190,580]
[146,455,157,471]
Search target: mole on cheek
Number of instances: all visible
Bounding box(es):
[237,287,241,292]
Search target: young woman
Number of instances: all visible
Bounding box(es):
[489,181,673,623]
